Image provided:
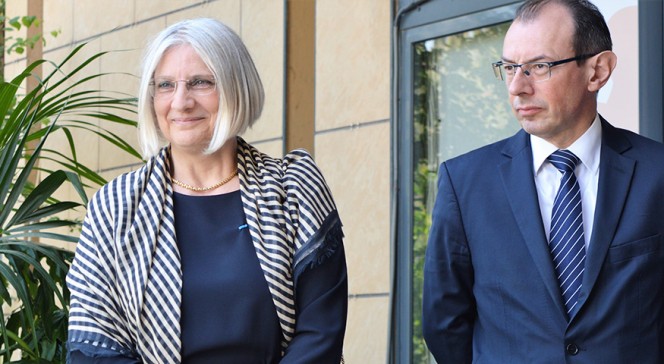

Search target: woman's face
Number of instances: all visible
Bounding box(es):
[152,44,219,154]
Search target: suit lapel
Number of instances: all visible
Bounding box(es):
[498,131,568,318]
[572,118,635,319]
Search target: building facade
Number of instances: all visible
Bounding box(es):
[4,0,661,363]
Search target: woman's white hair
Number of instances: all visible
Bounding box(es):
[137,18,264,158]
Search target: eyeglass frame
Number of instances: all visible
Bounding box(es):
[148,77,218,99]
[491,53,598,82]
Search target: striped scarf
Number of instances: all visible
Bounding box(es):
[67,137,343,363]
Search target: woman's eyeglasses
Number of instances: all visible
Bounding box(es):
[149,77,217,99]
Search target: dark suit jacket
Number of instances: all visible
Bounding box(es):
[422,117,664,363]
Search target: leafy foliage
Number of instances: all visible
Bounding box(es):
[0,44,139,363]
[0,14,61,55]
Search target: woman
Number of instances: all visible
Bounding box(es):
[67,18,347,363]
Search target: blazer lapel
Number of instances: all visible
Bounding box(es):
[572,118,635,319]
[498,131,568,318]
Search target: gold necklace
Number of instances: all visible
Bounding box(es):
[171,169,238,192]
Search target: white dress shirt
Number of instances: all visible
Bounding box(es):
[531,114,601,249]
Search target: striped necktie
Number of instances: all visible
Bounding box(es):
[548,149,586,317]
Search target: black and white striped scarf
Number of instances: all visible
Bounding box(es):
[67,137,343,363]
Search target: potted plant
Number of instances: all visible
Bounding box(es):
[0,44,139,363]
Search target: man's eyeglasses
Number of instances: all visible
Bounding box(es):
[492,53,597,83]
[149,77,217,99]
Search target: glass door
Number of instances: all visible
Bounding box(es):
[394,3,523,362]
[410,21,519,363]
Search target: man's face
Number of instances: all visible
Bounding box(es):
[502,3,597,148]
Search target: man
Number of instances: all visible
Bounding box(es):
[422,0,664,362]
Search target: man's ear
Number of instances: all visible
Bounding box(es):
[588,50,617,92]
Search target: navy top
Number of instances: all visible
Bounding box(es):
[174,190,282,362]
[69,189,347,363]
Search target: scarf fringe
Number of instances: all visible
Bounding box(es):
[293,210,344,278]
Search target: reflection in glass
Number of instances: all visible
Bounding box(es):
[411,22,519,363]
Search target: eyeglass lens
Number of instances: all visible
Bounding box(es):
[497,63,550,82]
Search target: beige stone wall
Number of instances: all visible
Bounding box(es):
[5,0,392,362]
[315,1,391,362]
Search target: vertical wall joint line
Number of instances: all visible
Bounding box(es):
[285,0,315,155]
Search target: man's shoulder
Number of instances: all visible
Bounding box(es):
[445,130,525,168]
[623,130,664,154]
[604,122,664,159]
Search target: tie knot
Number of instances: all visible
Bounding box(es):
[548,149,580,174]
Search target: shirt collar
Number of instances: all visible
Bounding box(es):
[531,114,602,175]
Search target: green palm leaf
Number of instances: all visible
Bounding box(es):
[0,43,139,362]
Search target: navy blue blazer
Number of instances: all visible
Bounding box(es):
[423,117,664,363]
